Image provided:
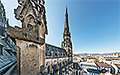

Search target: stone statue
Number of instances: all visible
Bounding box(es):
[7,0,48,45]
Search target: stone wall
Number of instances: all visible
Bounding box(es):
[16,39,45,75]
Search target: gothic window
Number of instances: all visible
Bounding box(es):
[65,44,66,47]
[51,51,53,57]
[64,43,65,47]
[66,38,69,40]
[48,66,50,73]
[61,53,63,56]
[68,59,70,61]
[0,45,3,55]
[67,45,69,47]
[60,52,62,57]
[68,49,70,52]
[55,53,57,56]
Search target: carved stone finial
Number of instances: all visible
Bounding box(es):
[7,0,48,45]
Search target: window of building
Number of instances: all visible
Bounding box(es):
[48,66,50,73]
[68,45,70,47]
[0,45,3,55]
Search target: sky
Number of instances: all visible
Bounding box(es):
[1,0,120,54]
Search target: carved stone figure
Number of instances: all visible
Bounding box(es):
[7,0,48,45]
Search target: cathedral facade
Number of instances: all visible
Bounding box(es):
[44,7,73,75]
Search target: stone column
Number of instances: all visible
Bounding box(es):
[16,40,43,75]
[7,0,48,75]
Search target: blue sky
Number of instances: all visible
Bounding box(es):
[1,0,120,53]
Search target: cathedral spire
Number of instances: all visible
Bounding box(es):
[66,6,68,16]
[61,7,73,61]
[64,7,69,30]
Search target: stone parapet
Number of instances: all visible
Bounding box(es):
[7,26,45,45]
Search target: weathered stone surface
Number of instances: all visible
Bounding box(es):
[6,0,48,75]
[14,0,48,36]
[16,39,45,75]
[7,0,48,45]
[7,26,45,45]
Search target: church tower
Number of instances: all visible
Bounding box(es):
[61,7,72,61]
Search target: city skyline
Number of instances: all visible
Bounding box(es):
[1,0,120,54]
